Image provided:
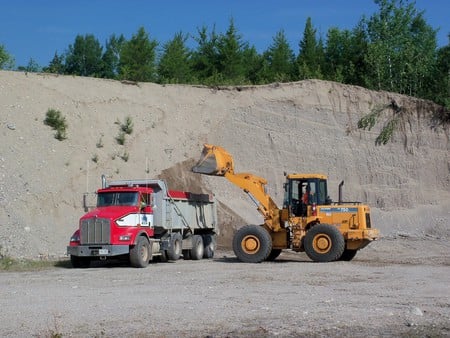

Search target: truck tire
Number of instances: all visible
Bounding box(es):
[266,249,282,261]
[304,224,345,262]
[232,225,272,263]
[202,234,216,259]
[70,255,91,268]
[167,232,182,261]
[130,236,150,268]
[339,249,357,261]
[190,235,204,260]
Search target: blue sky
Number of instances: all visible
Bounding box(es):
[1,0,449,68]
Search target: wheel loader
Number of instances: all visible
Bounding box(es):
[192,144,379,263]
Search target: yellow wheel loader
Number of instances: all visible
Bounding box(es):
[193,144,379,263]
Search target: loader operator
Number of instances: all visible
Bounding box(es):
[292,182,310,217]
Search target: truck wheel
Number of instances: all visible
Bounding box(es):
[190,235,204,260]
[304,224,345,262]
[266,249,282,261]
[70,255,91,268]
[167,233,182,261]
[130,236,150,268]
[339,249,357,261]
[202,234,216,259]
[232,225,272,263]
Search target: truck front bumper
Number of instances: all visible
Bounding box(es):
[67,245,129,257]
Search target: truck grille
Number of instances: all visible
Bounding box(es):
[80,218,110,244]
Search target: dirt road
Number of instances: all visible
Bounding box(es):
[0,238,449,337]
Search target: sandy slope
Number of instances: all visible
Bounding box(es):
[0,70,449,258]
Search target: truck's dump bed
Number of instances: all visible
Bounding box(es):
[166,191,217,231]
[106,179,217,232]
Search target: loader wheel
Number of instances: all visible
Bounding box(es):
[190,235,204,260]
[167,233,182,261]
[130,236,150,268]
[339,249,357,261]
[266,249,282,261]
[233,225,272,263]
[304,224,345,262]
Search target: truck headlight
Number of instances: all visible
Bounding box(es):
[119,235,131,241]
[70,234,80,242]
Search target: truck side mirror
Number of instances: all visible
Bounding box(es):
[140,201,147,209]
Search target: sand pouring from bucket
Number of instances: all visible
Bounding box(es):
[192,144,234,176]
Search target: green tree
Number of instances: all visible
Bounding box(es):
[242,45,264,84]
[434,34,450,108]
[190,25,220,83]
[24,58,40,72]
[363,0,437,97]
[119,27,158,82]
[262,30,295,82]
[296,17,323,79]
[43,52,65,74]
[0,44,14,69]
[347,21,370,85]
[65,34,103,77]
[216,18,247,83]
[157,32,192,83]
[101,34,125,79]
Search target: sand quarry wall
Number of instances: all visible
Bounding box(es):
[1,71,449,258]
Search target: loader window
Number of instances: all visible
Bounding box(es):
[284,178,329,216]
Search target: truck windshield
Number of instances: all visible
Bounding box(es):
[97,192,139,207]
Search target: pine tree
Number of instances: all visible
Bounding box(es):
[262,30,295,82]
[43,52,64,74]
[216,18,246,83]
[296,17,323,79]
[158,32,192,84]
[119,27,158,82]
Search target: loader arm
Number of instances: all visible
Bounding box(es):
[192,144,282,232]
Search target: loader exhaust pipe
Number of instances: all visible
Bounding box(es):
[338,180,344,204]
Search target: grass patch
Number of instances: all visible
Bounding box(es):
[44,108,68,141]
[0,256,71,272]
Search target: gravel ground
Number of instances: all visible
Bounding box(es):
[0,237,449,337]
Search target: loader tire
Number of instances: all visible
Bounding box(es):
[339,249,357,261]
[167,232,182,261]
[266,249,282,261]
[304,224,345,262]
[233,225,272,263]
[130,236,150,268]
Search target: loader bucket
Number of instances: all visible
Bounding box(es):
[192,144,234,176]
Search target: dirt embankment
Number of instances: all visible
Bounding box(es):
[0,71,449,258]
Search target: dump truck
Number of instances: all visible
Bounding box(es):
[67,176,217,268]
[193,144,379,263]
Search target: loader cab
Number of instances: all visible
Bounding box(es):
[283,174,329,217]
